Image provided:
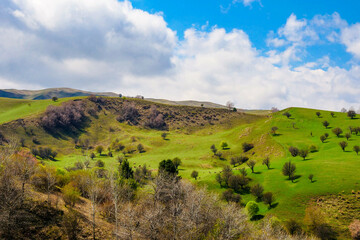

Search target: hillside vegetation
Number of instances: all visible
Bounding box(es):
[0,96,359,239]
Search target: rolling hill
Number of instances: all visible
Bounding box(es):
[0,95,359,239]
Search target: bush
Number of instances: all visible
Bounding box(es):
[222,189,241,203]
[245,201,259,219]
[116,101,140,124]
[349,219,360,240]
[144,105,166,130]
[158,159,177,175]
[95,160,105,168]
[285,219,302,235]
[320,135,326,143]
[41,101,85,130]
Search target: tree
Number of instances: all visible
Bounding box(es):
[86,172,108,240]
[299,149,308,160]
[228,175,245,192]
[345,132,351,140]
[31,165,58,205]
[271,126,278,135]
[339,141,348,151]
[161,132,168,140]
[288,146,299,157]
[245,201,259,219]
[226,101,234,110]
[332,127,343,137]
[52,96,58,102]
[316,112,321,118]
[216,165,233,188]
[210,144,217,155]
[120,159,134,179]
[271,107,279,113]
[95,160,105,168]
[283,112,291,118]
[308,174,314,183]
[262,156,271,169]
[191,170,198,180]
[159,159,177,175]
[348,110,356,119]
[324,133,329,138]
[250,183,264,199]
[322,120,329,129]
[90,152,95,160]
[137,143,145,153]
[220,141,228,150]
[246,160,256,173]
[282,161,296,182]
[13,150,37,200]
[95,145,104,155]
[263,192,275,208]
[330,112,335,117]
[242,142,254,152]
[320,135,326,143]
[230,157,239,167]
[172,157,182,170]
[341,108,347,113]
[62,183,80,208]
[222,189,241,203]
[353,145,360,155]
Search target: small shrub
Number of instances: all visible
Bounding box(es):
[245,201,259,219]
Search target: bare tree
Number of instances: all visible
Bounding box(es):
[226,101,234,110]
[86,171,108,240]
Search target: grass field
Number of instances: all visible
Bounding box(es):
[1,97,359,236]
[0,97,73,124]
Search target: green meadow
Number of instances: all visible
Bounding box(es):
[1,97,359,223]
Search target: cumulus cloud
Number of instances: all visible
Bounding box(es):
[341,23,360,58]
[0,0,360,111]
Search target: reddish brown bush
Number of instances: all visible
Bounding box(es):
[349,220,360,240]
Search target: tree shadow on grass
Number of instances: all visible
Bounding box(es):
[310,180,317,183]
[269,202,279,209]
[272,133,283,137]
[253,171,262,174]
[251,215,264,221]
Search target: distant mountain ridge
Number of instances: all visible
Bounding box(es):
[0,87,230,109]
[0,88,119,100]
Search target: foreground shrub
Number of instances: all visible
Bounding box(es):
[245,201,259,219]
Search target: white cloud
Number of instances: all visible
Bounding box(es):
[341,23,360,58]
[0,1,360,111]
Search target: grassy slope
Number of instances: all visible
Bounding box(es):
[1,97,359,231]
[0,97,72,124]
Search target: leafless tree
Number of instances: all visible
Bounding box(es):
[226,101,234,110]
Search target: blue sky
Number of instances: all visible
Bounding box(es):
[0,0,360,110]
[132,0,360,68]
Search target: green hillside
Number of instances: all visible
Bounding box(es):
[0,97,358,238]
